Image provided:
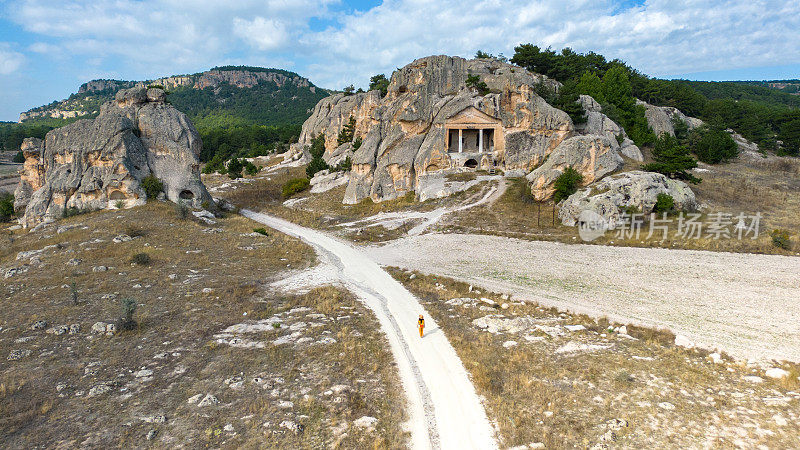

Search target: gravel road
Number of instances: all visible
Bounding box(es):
[242,210,497,450]
[367,233,800,362]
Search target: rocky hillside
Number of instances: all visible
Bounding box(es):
[289,55,656,205]
[19,66,328,128]
[15,87,214,228]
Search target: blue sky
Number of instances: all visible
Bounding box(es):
[0,0,799,122]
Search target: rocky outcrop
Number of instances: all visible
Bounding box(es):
[78,79,136,94]
[637,100,703,137]
[16,87,213,228]
[526,135,624,201]
[577,95,643,161]
[13,138,45,211]
[292,55,628,204]
[558,171,698,228]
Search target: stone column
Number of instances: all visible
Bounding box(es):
[458,129,463,153]
[478,129,483,153]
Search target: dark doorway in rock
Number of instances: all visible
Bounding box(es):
[109,190,126,200]
[464,159,479,169]
[179,190,195,200]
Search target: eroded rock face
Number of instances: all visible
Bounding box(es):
[16,87,213,228]
[526,135,624,201]
[292,55,581,204]
[13,138,45,212]
[558,170,698,228]
[637,100,703,137]
[577,95,643,161]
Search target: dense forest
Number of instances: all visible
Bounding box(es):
[510,45,800,156]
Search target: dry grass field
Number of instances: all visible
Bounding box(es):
[0,202,406,448]
[388,269,800,449]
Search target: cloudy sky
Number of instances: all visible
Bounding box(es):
[0,0,799,121]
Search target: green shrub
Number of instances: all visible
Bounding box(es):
[332,156,352,172]
[12,151,25,163]
[337,116,356,145]
[466,74,490,95]
[652,193,675,213]
[553,167,584,203]
[124,225,145,237]
[174,201,190,220]
[642,134,700,184]
[244,160,259,176]
[692,127,738,164]
[227,158,243,179]
[141,175,164,199]
[118,298,138,331]
[114,200,125,209]
[282,178,310,198]
[771,229,792,250]
[62,206,89,218]
[0,193,14,222]
[369,74,389,97]
[305,134,329,178]
[306,157,329,178]
[253,227,269,236]
[129,252,151,266]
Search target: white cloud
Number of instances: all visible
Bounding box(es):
[0,44,24,75]
[5,0,800,90]
[233,17,288,51]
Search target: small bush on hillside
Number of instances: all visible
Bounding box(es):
[692,127,738,164]
[124,225,145,237]
[337,116,356,145]
[129,252,151,266]
[118,298,138,331]
[141,175,164,199]
[282,178,310,198]
[12,151,25,163]
[0,193,14,222]
[652,193,675,213]
[253,227,269,236]
[114,200,125,209]
[62,206,89,218]
[306,134,329,178]
[771,229,792,250]
[332,156,352,172]
[244,160,259,176]
[642,134,700,184]
[227,158,243,179]
[553,167,584,203]
[466,74,490,95]
[174,201,190,220]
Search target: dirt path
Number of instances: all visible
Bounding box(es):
[366,233,800,363]
[241,210,497,450]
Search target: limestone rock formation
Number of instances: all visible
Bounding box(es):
[291,55,637,204]
[13,138,45,212]
[526,135,624,201]
[558,171,698,228]
[637,100,703,137]
[577,95,643,161]
[15,87,213,228]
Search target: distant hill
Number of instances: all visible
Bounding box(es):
[18,66,330,128]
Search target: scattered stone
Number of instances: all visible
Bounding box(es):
[141,415,166,423]
[564,324,586,332]
[224,423,235,432]
[555,341,612,354]
[30,320,48,330]
[280,420,303,435]
[8,349,32,361]
[146,429,158,440]
[618,325,628,335]
[197,394,219,407]
[46,325,69,335]
[277,400,294,409]
[743,376,764,384]
[88,383,112,397]
[112,234,132,243]
[66,258,82,266]
[657,402,675,410]
[91,322,117,336]
[134,369,154,378]
[774,415,788,427]
[674,335,694,349]
[709,352,723,364]
[353,416,378,430]
[92,265,108,272]
[5,266,29,278]
[500,303,510,310]
[187,394,203,404]
[765,368,790,379]
[502,340,518,349]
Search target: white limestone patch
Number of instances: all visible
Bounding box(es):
[271,264,341,294]
[555,341,612,354]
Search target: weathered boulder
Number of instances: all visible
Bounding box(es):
[577,95,643,161]
[526,135,624,201]
[558,171,698,228]
[13,137,45,211]
[292,55,576,204]
[309,170,349,194]
[636,99,703,137]
[16,87,213,228]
